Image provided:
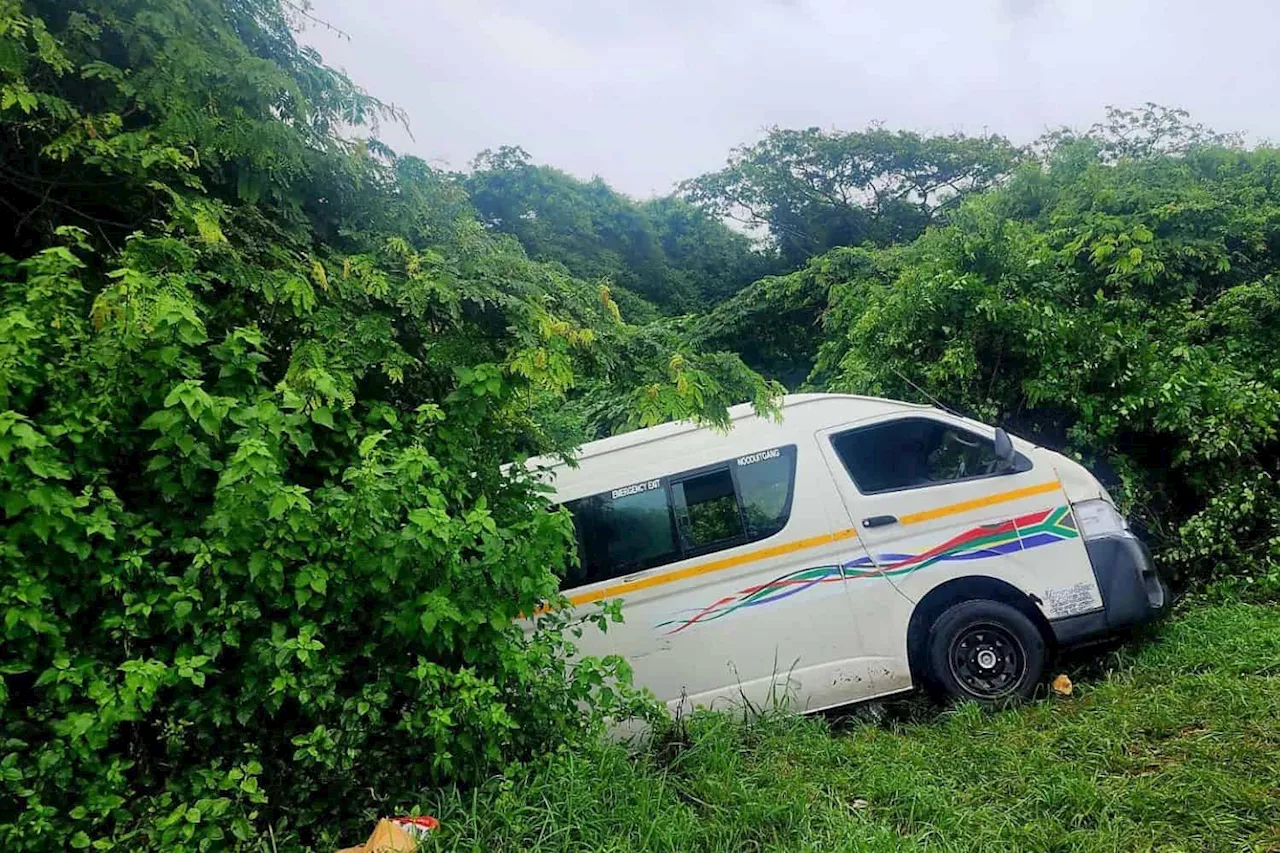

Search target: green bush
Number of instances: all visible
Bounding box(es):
[808,120,1280,592]
[0,2,777,850]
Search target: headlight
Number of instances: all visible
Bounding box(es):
[1072,499,1129,538]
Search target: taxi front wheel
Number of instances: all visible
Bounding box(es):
[925,599,1046,704]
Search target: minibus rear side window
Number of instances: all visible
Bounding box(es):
[564,482,677,586]
[560,444,797,590]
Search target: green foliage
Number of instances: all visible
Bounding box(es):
[562,320,785,440]
[641,195,781,305]
[0,2,780,851]
[467,146,778,313]
[803,110,1280,588]
[421,603,1280,852]
[1036,103,1245,163]
[691,246,890,386]
[681,126,1021,267]
[3,3,1272,848]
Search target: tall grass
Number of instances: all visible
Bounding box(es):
[419,603,1280,852]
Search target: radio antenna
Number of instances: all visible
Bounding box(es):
[889,366,967,419]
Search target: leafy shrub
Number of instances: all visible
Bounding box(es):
[0,2,777,850]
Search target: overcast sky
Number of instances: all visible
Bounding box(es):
[303,0,1279,198]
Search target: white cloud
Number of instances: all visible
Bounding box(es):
[304,0,1280,196]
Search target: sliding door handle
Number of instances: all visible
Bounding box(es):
[862,515,898,529]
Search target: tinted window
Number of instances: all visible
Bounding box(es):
[736,448,795,538]
[565,481,677,587]
[832,418,1028,494]
[674,468,744,550]
[561,445,797,590]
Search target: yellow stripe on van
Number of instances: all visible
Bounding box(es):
[564,527,859,608]
[897,480,1062,526]
[557,479,1063,609]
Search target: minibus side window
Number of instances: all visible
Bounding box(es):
[564,483,678,587]
[672,468,745,552]
[831,418,1030,494]
[559,445,798,590]
[736,448,796,538]
[562,495,602,589]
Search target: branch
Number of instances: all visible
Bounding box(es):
[0,193,25,219]
[0,161,128,189]
[13,178,58,238]
[0,176,142,233]
[280,0,352,40]
[792,164,849,209]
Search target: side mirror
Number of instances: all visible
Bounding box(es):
[993,427,1016,473]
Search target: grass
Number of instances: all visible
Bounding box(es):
[419,602,1280,852]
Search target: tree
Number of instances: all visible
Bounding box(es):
[1034,103,1246,163]
[681,126,1021,266]
[467,146,775,313]
[642,196,782,305]
[467,146,683,310]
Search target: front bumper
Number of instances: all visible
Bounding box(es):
[1050,532,1167,647]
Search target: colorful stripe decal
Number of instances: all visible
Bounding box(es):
[561,527,858,609]
[655,506,1078,634]
[562,480,1064,609]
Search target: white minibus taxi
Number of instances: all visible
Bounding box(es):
[531,393,1165,710]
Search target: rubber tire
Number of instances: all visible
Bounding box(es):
[925,599,1046,705]
[1156,576,1173,612]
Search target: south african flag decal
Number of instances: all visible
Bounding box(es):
[656,506,1078,635]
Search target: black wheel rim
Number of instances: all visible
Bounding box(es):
[948,621,1027,699]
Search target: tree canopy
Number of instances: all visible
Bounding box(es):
[683,106,1278,597]
[680,126,1021,266]
[466,145,778,314]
